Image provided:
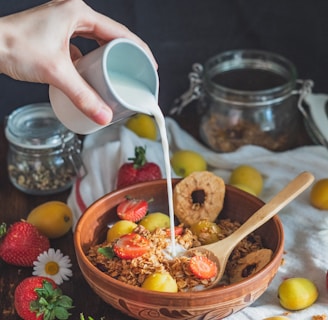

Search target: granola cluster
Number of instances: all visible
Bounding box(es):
[87,218,269,292]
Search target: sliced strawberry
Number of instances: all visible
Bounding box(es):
[189,255,218,280]
[165,226,184,237]
[117,198,148,222]
[113,233,150,259]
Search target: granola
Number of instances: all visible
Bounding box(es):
[87,218,270,291]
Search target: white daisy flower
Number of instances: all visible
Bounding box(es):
[33,248,72,285]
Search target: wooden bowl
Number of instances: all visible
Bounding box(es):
[74,179,284,320]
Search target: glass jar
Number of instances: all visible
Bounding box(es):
[5,103,85,195]
[171,50,313,152]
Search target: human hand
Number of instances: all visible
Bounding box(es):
[0,0,157,126]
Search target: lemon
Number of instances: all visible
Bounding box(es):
[230,183,257,196]
[229,165,263,196]
[27,201,73,239]
[142,272,178,292]
[125,113,157,140]
[310,178,328,210]
[171,150,207,177]
[107,220,137,242]
[278,277,318,311]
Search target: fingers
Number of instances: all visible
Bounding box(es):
[75,2,158,69]
[49,59,113,125]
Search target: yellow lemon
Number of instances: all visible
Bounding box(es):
[107,220,137,242]
[142,272,178,292]
[125,113,157,140]
[171,150,207,177]
[27,201,73,239]
[310,178,328,210]
[231,183,257,196]
[278,277,318,311]
[229,165,263,196]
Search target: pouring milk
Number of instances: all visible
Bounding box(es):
[110,72,177,256]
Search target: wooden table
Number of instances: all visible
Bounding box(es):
[0,107,312,319]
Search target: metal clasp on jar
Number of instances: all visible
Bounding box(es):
[60,134,87,179]
[170,63,204,115]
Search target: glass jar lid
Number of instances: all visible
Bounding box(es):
[5,102,75,149]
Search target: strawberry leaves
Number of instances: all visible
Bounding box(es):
[14,276,73,320]
[31,280,73,320]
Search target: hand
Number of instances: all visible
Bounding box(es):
[0,0,157,126]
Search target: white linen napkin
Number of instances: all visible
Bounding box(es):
[68,117,328,319]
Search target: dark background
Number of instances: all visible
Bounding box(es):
[1,0,328,121]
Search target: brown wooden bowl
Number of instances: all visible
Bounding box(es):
[74,179,284,320]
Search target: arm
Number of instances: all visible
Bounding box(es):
[0,0,157,125]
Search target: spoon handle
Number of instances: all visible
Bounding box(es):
[221,171,314,251]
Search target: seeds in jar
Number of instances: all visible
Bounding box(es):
[8,159,75,192]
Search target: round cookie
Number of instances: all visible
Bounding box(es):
[173,171,225,227]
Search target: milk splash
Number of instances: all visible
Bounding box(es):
[111,73,177,255]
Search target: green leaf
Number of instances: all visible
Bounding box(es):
[0,222,7,239]
[97,246,114,259]
[30,280,74,320]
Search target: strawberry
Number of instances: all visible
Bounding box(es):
[117,198,149,222]
[189,255,218,280]
[113,233,150,259]
[165,226,184,237]
[116,146,162,189]
[0,221,50,267]
[14,276,73,320]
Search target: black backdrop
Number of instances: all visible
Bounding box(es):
[1,0,328,121]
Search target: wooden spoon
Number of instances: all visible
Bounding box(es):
[187,171,314,289]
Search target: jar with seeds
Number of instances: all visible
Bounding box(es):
[5,103,85,195]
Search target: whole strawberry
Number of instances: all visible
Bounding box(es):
[14,276,73,320]
[116,146,162,189]
[0,221,50,267]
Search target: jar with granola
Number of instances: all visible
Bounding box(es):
[171,50,313,152]
[5,103,85,195]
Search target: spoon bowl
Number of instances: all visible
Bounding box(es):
[187,171,314,289]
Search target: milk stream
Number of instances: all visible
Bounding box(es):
[111,73,177,256]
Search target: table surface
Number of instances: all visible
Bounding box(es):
[0,107,313,320]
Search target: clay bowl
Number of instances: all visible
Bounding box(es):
[74,179,284,320]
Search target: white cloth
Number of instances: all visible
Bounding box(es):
[68,117,328,319]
